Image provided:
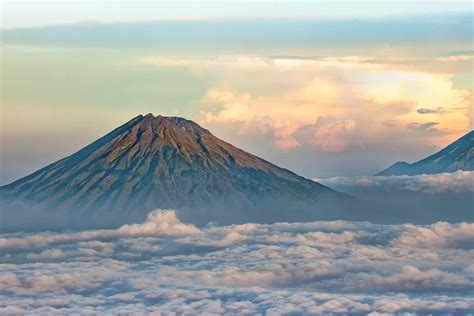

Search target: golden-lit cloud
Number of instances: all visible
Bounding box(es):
[139,55,472,152]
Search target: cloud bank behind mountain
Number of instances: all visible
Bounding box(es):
[316,171,474,223]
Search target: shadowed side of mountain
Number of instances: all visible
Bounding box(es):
[377,130,474,176]
[376,162,412,176]
[0,114,357,231]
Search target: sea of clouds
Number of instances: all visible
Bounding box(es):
[1,209,473,315]
[316,171,474,224]
[317,171,474,194]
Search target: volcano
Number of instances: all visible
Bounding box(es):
[0,114,351,229]
[377,130,474,176]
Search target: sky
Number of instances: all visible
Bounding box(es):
[1,1,473,184]
[2,1,472,29]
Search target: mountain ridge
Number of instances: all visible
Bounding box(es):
[377,130,474,176]
[0,114,350,229]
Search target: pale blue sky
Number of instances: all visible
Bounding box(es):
[2,1,472,29]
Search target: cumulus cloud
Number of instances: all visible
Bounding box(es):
[294,117,357,152]
[0,209,200,249]
[353,266,472,291]
[116,209,200,237]
[318,171,474,194]
[392,222,474,249]
[139,55,471,153]
[1,212,473,314]
[410,171,474,193]
[372,295,474,313]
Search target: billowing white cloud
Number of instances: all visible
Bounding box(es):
[117,209,200,236]
[353,266,471,290]
[392,222,474,249]
[318,171,474,194]
[0,209,200,249]
[0,212,473,314]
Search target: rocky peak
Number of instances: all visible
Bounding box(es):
[0,114,346,229]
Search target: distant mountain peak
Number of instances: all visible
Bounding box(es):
[377,130,474,176]
[0,114,349,229]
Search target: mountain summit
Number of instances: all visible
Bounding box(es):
[377,130,474,176]
[0,114,350,229]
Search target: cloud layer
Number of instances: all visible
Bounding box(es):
[318,170,474,194]
[1,210,473,314]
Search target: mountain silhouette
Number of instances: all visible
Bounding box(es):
[377,130,474,176]
[0,114,351,229]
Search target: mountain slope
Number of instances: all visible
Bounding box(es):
[377,130,474,176]
[0,114,350,228]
